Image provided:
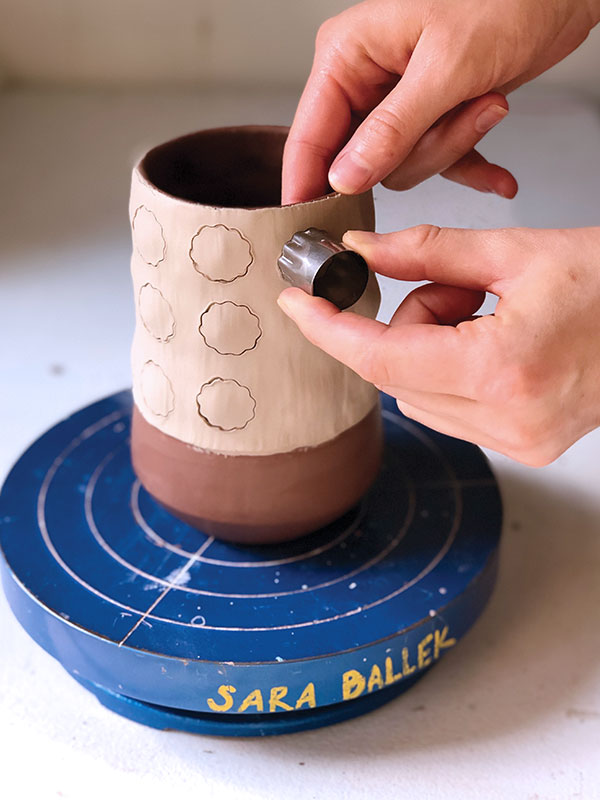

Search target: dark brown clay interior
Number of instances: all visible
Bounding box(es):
[140,125,313,208]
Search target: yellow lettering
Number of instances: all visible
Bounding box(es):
[385,656,402,685]
[238,689,264,713]
[269,686,293,712]
[418,633,433,668]
[367,664,384,693]
[434,626,457,660]
[207,684,236,712]
[402,647,416,676]
[342,669,366,701]
[296,682,316,710]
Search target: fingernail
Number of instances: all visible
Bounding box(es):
[477,183,504,196]
[277,287,304,313]
[474,104,508,134]
[342,229,377,248]
[329,150,373,194]
[277,292,291,312]
[481,181,517,198]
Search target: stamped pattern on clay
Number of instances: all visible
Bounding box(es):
[141,360,175,418]
[189,224,253,283]
[196,378,256,432]
[198,301,262,355]
[138,283,176,342]
[131,206,167,267]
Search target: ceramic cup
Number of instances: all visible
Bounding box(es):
[129,125,382,544]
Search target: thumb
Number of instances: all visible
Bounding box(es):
[328,36,467,194]
[277,286,480,396]
[343,225,526,292]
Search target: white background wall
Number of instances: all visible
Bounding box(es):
[0,0,599,96]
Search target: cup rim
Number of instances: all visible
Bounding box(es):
[135,124,347,212]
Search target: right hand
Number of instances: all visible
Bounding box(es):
[282,0,600,204]
[278,224,600,466]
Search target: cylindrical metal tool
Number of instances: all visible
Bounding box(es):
[278,227,369,310]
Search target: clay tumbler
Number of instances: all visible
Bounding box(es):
[129,126,382,544]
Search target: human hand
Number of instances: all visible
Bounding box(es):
[282,0,600,204]
[277,225,600,466]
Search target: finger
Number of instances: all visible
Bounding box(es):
[385,388,507,450]
[388,282,485,327]
[342,225,527,291]
[282,71,353,205]
[393,395,560,466]
[328,33,475,194]
[380,386,471,410]
[393,398,510,455]
[381,92,513,194]
[441,149,518,199]
[282,16,399,205]
[277,287,485,397]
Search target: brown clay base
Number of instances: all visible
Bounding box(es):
[130,404,383,545]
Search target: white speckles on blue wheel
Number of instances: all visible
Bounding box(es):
[0,391,502,736]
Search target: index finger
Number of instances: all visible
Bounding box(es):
[277,287,486,398]
[282,68,353,205]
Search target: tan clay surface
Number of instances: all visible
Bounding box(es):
[130,127,380,456]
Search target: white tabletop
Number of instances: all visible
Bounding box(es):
[1,86,599,800]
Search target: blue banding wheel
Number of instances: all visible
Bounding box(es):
[0,392,502,735]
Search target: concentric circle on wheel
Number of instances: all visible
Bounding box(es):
[0,391,502,735]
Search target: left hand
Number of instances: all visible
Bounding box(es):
[281,0,600,204]
[277,225,600,466]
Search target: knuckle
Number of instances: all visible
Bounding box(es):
[364,107,409,151]
[508,418,542,454]
[315,19,332,44]
[510,438,561,468]
[284,134,332,162]
[503,409,558,465]
[315,16,341,47]
[396,399,416,420]
[470,320,550,406]
[410,224,444,252]
[458,321,498,401]
[471,338,562,467]
[355,337,389,386]
[381,171,417,192]
[476,338,539,405]
[498,360,542,405]
[522,450,557,468]
[444,139,474,166]
[355,346,379,384]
